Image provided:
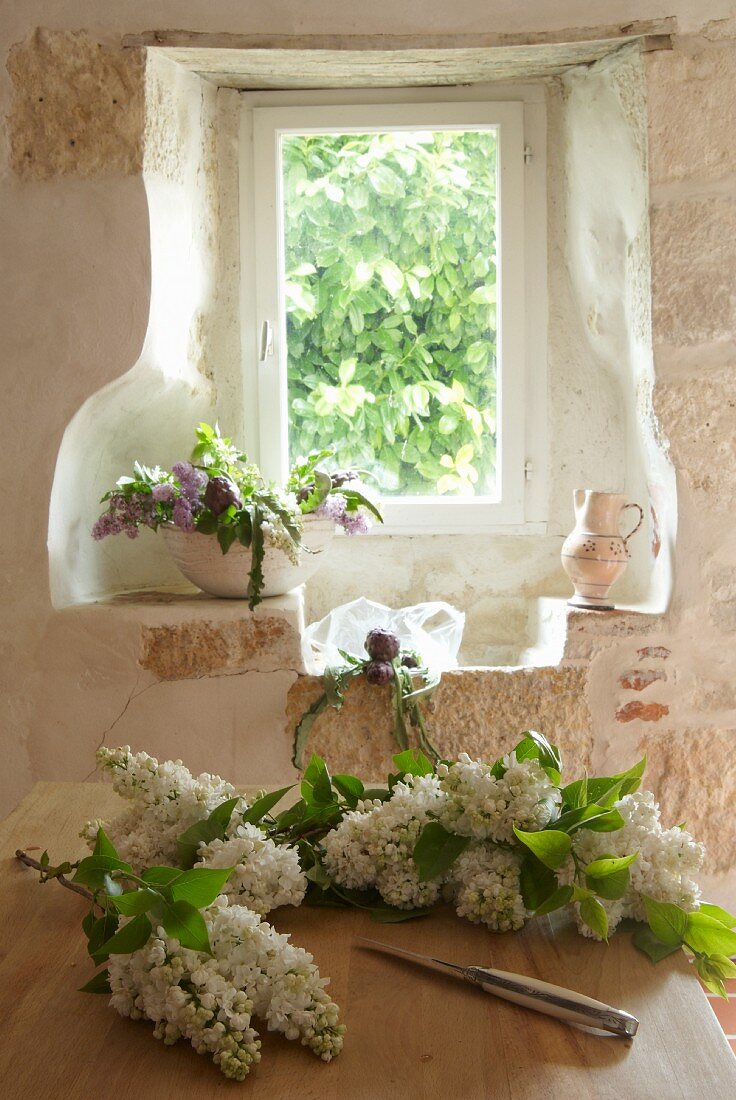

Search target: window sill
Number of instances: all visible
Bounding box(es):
[58,588,310,678]
[362,520,548,537]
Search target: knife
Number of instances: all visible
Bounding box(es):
[357,937,639,1038]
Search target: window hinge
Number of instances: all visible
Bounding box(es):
[259,320,274,362]
[524,145,533,165]
[524,460,534,481]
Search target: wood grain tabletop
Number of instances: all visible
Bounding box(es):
[2,781,735,1100]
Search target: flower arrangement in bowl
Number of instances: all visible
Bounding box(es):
[92,423,382,607]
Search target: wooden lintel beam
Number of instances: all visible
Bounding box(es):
[121,19,677,52]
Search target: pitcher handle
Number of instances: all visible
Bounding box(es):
[622,503,644,545]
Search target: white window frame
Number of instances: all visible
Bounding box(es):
[239,88,547,534]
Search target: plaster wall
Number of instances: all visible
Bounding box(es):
[1,3,736,895]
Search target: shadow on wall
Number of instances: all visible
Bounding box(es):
[48,52,228,607]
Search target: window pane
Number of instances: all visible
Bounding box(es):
[281,129,498,497]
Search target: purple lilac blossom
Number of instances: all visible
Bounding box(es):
[91,492,155,541]
[172,462,207,505]
[315,494,347,525]
[151,482,175,503]
[341,508,370,535]
[315,492,371,535]
[172,497,195,532]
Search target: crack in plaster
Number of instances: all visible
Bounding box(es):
[83,677,159,779]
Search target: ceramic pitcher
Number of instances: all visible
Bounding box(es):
[561,490,644,610]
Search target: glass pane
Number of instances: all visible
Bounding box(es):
[281,129,498,497]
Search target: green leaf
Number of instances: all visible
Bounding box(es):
[217,525,238,554]
[698,902,736,928]
[170,867,234,908]
[78,968,111,994]
[555,804,625,834]
[110,888,161,916]
[142,866,184,887]
[519,853,558,910]
[332,774,365,807]
[412,821,470,882]
[534,884,574,916]
[302,755,334,806]
[684,912,736,957]
[643,896,688,946]
[392,748,434,777]
[73,854,133,889]
[705,954,736,979]
[82,907,97,938]
[305,861,332,889]
[293,693,330,769]
[579,896,609,941]
[176,796,241,867]
[93,828,120,859]
[513,730,562,775]
[86,911,119,962]
[632,925,682,964]
[695,956,728,998]
[577,809,626,833]
[99,913,152,956]
[246,504,265,609]
[157,899,211,954]
[362,787,391,802]
[513,827,572,871]
[585,853,639,877]
[586,867,631,901]
[241,786,294,825]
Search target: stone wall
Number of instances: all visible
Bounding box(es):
[1,3,736,900]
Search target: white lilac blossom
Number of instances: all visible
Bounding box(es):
[195,828,307,915]
[450,844,528,932]
[322,775,448,908]
[437,751,562,844]
[108,897,344,1080]
[560,790,705,939]
[82,746,244,871]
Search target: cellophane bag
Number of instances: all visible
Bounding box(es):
[303,597,465,674]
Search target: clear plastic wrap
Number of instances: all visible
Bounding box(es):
[304,597,465,674]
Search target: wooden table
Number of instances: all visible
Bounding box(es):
[2,782,735,1099]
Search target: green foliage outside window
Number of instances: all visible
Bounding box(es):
[281,129,498,497]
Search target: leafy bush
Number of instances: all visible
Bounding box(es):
[282,129,498,496]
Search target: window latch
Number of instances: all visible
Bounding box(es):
[259,320,274,362]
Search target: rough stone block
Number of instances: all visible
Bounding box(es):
[140,617,300,679]
[286,667,593,778]
[653,364,736,508]
[646,38,736,186]
[115,591,308,678]
[7,29,145,179]
[651,197,736,347]
[640,727,736,873]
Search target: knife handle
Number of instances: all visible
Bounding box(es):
[465,966,639,1038]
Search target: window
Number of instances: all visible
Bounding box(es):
[240,94,546,531]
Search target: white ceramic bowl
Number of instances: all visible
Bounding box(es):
[161,514,335,599]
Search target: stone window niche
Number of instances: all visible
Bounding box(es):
[46,34,675,667]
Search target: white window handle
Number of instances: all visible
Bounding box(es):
[259,320,274,362]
